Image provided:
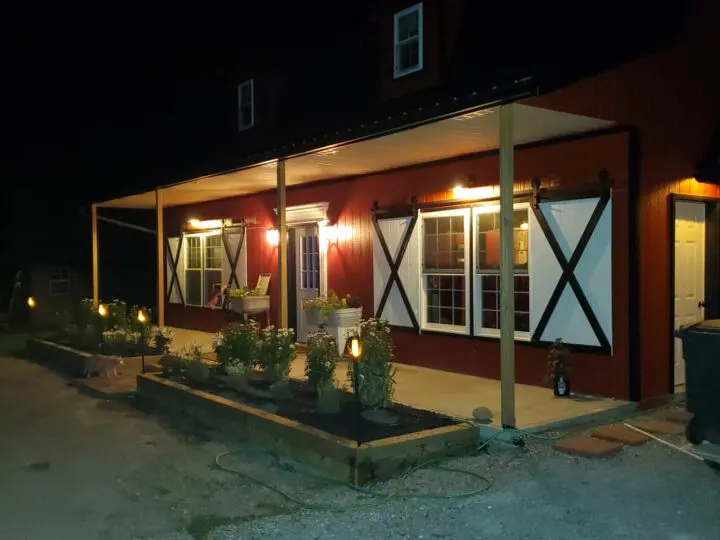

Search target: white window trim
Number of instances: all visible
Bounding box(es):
[393,2,424,79]
[185,230,223,307]
[420,208,471,335]
[472,201,532,341]
[238,79,254,131]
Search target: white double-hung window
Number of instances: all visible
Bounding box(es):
[185,232,223,307]
[420,202,531,339]
[393,3,423,78]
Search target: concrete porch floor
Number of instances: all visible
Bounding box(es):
[169,327,632,430]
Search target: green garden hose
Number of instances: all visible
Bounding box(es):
[214,408,653,512]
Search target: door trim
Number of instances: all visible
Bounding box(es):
[668,194,720,393]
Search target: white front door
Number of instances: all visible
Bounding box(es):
[295,225,320,342]
[674,200,706,387]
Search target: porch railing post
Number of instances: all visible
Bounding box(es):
[499,103,516,429]
[277,159,288,329]
[156,188,165,327]
[91,203,99,304]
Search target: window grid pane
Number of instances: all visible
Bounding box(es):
[425,274,465,327]
[299,234,320,291]
[479,274,530,332]
[423,216,465,272]
[476,208,529,271]
[187,237,202,269]
[205,235,222,269]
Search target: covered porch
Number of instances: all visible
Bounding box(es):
[168,326,631,430]
[93,96,626,428]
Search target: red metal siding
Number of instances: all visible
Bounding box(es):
[527,0,720,400]
[164,131,630,399]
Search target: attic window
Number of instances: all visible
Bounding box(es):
[393,3,423,79]
[238,79,254,131]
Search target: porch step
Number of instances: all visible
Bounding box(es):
[591,425,651,446]
[663,409,694,425]
[553,436,624,458]
[628,419,686,436]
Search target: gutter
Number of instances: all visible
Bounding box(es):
[78,206,156,235]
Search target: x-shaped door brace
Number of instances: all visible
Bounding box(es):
[165,235,185,306]
[530,184,611,352]
[372,199,420,331]
[221,225,246,289]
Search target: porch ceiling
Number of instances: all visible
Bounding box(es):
[97,104,614,209]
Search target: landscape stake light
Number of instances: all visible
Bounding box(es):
[349,337,362,447]
[137,309,148,373]
[98,304,108,317]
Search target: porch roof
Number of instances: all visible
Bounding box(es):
[96,103,615,210]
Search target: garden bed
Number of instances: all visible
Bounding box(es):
[27,338,162,378]
[137,372,477,484]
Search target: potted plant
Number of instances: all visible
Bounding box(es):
[227,286,270,314]
[328,292,363,327]
[545,338,571,397]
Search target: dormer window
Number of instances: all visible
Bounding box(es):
[238,79,254,131]
[393,3,423,78]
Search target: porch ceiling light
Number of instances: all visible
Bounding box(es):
[520,222,529,230]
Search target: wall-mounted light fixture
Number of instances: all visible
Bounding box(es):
[452,185,499,201]
[187,218,226,230]
[265,227,280,246]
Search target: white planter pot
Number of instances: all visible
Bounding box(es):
[304,307,326,326]
[230,295,270,314]
[328,307,362,327]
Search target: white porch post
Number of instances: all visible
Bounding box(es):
[156,188,165,327]
[499,103,516,428]
[277,160,288,328]
[91,203,99,304]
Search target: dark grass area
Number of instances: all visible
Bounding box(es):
[162,374,459,443]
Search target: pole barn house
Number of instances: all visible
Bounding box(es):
[92,2,720,421]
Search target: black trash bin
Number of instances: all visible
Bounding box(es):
[675,320,720,446]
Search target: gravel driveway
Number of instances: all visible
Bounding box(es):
[2,355,719,540]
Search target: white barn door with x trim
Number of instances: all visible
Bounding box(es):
[529,195,613,349]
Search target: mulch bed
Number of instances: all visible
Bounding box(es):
[162,373,459,443]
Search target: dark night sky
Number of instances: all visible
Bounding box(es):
[0,0,682,304]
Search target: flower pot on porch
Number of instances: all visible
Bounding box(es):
[328,307,362,327]
[230,295,270,314]
[553,375,571,397]
[305,306,325,326]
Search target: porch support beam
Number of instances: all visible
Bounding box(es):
[156,188,165,327]
[91,203,99,304]
[277,160,288,329]
[499,103,516,429]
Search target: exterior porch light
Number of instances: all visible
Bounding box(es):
[187,218,224,230]
[98,303,108,317]
[266,227,280,246]
[452,185,498,201]
[520,222,529,230]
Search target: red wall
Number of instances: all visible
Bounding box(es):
[165,131,630,399]
[527,0,720,400]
